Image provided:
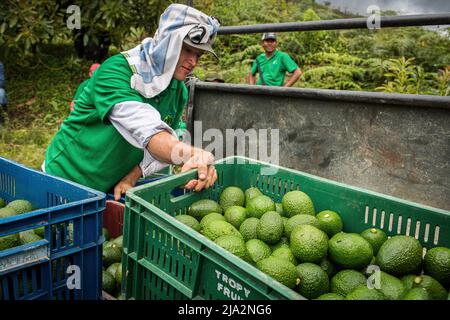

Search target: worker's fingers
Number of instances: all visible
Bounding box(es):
[114,186,124,201]
[197,161,208,181]
[204,166,216,189]
[194,177,207,192]
[184,179,198,190]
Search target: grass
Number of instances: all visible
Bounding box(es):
[0,42,91,169]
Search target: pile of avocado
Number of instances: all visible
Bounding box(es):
[173,186,450,300]
[0,199,44,251]
[102,229,126,300]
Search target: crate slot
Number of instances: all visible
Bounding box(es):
[364,206,369,224]
[380,210,386,229]
[414,221,421,239]
[372,208,377,227]
[424,223,430,243]
[388,213,394,232]
[397,215,403,234]
[433,226,440,245]
[405,218,411,236]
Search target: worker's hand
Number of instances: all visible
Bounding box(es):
[113,178,135,201]
[182,149,217,192]
[113,165,142,201]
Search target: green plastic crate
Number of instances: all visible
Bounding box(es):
[122,156,450,300]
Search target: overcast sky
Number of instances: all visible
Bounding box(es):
[316,0,450,15]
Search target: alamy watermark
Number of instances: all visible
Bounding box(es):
[366,265,381,289]
[367,5,381,30]
[66,265,81,290]
[173,121,280,175]
[66,5,81,30]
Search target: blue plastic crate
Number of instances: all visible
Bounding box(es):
[0,157,105,300]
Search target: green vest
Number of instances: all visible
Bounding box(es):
[251,50,298,86]
[45,54,188,192]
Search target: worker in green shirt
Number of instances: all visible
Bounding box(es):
[249,33,302,87]
[44,4,220,200]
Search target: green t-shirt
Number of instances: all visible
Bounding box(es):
[251,50,298,86]
[45,53,188,192]
[74,79,89,100]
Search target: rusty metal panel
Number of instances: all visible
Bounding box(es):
[190,83,450,211]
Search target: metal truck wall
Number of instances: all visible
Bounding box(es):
[189,82,450,211]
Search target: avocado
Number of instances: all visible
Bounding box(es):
[102,271,116,294]
[319,257,338,278]
[346,285,386,300]
[244,187,263,206]
[423,247,450,287]
[6,199,33,214]
[246,239,272,263]
[271,247,298,266]
[175,214,201,232]
[0,207,17,219]
[246,195,276,219]
[330,269,367,297]
[403,287,432,300]
[239,218,259,242]
[290,225,328,263]
[103,245,122,268]
[188,199,223,220]
[0,233,20,250]
[316,210,344,238]
[215,235,250,263]
[315,293,345,300]
[378,271,407,300]
[200,212,226,230]
[284,214,320,238]
[256,257,299,289]
[106,262,121,279]
[19,230,43,245]
[256,211,283,244]
[329,232,373,270]
[270,237,290,251]
[360,228,388,256]
[275,203,285,217]
[202,220,241,241]
[219,186,245,211]
[296,262,330,299]
[112,235,123,249]
[376,235,423,277]
[281,191,315,217]
[224,206,248,229]
[401,274,447,300]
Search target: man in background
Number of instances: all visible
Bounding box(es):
[249,33,301,87]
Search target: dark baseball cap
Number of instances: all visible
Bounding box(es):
[261,32,277,41]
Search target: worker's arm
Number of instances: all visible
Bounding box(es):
[283,68,302,87]
[147,131,216,192]
[248,71,257,85]
[109,101,217,200]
